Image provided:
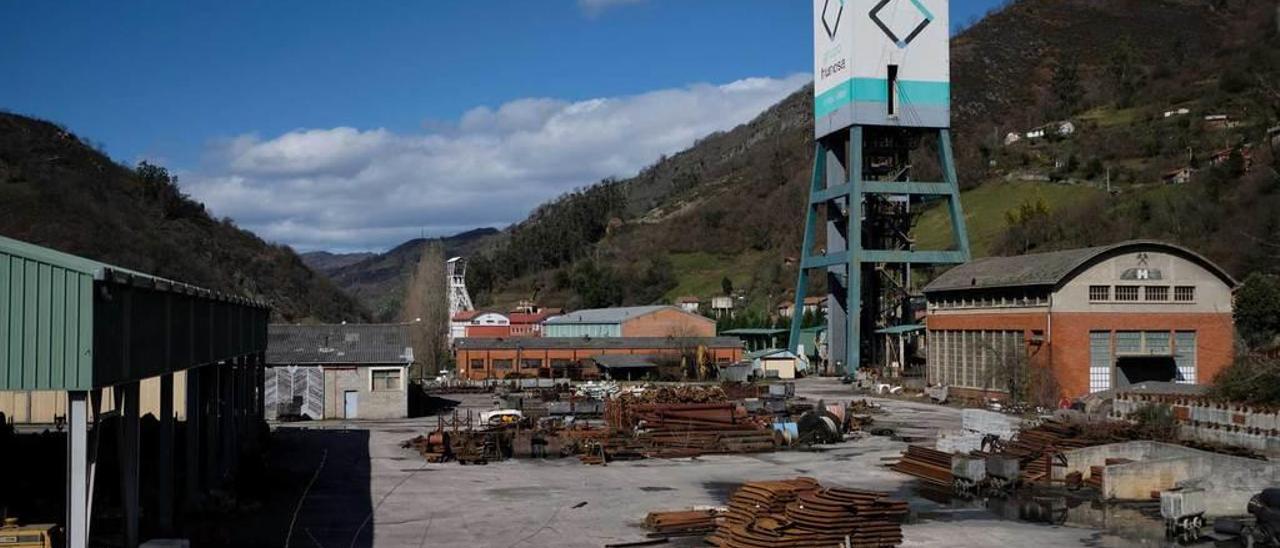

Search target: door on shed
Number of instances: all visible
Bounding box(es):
[343,390,358,419]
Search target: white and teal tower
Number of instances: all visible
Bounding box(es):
[791,0,971,375]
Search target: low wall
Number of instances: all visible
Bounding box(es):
[1060,441,1279,515]
[1114,393,1280,456]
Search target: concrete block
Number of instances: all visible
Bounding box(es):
[952,455,987,483]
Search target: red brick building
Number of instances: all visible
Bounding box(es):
[453,337,744,380]
[923,241,1237,401]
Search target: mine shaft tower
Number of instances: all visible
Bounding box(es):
[790,0,970,375]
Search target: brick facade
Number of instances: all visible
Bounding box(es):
[925,307,1234,400]
[456,344,742,380]
[621,308,716,337]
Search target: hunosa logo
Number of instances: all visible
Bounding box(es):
[821,0,844,40]
[870,0,934,48]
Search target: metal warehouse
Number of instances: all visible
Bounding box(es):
[543,305,716,338]
[0,235,269,548]
[922,240,1236,401]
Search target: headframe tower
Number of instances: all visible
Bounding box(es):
[447,256,475,319]
[790,0,970,375]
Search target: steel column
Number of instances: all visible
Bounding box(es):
[789,142,827,354]
[185,366,201,509]
[202,365,219,489]
[846,126,864,376]
[66,391,89,548]
[117,382,140,548]
[157,373,175,534]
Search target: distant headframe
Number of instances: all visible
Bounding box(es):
[813,0,951,136]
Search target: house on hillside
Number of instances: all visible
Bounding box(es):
[1163,108,1191,118]
[1209,146,1253,172]
[1004,132,1022,146]
[710,296,735,318]
[678,296,702,314]
[1204,114,1239,131]
[265,324,414,420]
[778,296,827,319]
[1268,126,1280,149]
[1163,167,1196,185]
[543,305,716,338]
[1025,121,1075,141]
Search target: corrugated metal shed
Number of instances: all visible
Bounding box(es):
[0,236,270,391]
[265,323,415,365]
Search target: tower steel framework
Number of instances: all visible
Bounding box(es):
[790,0,970,376]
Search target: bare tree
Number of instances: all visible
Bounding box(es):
[401,240,449,379]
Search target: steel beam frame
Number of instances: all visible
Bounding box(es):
[790,126,970,375]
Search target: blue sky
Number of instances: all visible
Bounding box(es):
[0,0,1003,251]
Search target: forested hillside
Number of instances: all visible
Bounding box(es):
[0,112,368,323]
[456,0,1279,321]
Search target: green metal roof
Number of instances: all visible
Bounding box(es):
[875,324,926,335]
[1,236,270,391]
[721,328,788,336]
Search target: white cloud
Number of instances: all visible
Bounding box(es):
[578,0,645,16]
[184,74,809,252]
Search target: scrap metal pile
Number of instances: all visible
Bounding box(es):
[642,508,725,537]
[892,417,1141,489]
[405,383,878,466]
[704,478,908,548]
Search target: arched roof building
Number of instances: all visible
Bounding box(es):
[922,241,1236,401]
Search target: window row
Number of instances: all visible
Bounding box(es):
[929,293,1050,310]
[926,330,1025,391]
[1089,285,1196,303]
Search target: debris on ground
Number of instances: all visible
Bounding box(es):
[704,477,909,547]
[643,508,725,537]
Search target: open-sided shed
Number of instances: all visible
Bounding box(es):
[0,235,270,548]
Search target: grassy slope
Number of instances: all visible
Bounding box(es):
[915,181,1104,257]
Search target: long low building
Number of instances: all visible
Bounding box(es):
[923,240,1236,401]
[453,336,744,380]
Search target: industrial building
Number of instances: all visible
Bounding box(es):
[543,305,716,338]
[453,336,743,380]
[264,323,414,420]
[450,309,559,339]
[0,235,269,548]
[922,241,1236,401]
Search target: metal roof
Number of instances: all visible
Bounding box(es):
[745,348,799,360]
[875,324,926,335]
[0,235,270,391]
[543,305,685,325]
[922,240,1236,294]
[721,328,788,336]
[590,354,659,369]
[266,324,414,365]
[454,336,742,351]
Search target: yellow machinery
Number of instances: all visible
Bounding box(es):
[0,518,56,548]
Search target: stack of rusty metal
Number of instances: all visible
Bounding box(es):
[995,419,1137,483]
[643,509,724,537]
[611,402,777,458]
[708,478,908,547]
[401,431,453,463]
[889,445,953,488]
[1085,457,1133,489]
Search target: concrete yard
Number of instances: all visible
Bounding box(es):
[256,378,1146,548]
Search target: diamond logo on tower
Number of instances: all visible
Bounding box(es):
[870,0,934,48]
[821,0,844,40]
